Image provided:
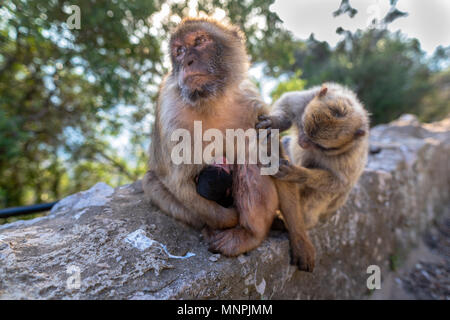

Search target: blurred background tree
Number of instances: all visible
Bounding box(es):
[270,0,449,124]
[0,0,448,211]
[0,0,292,209]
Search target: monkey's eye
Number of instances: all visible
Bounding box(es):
[194,36,207,46]
[176,46,186,57]
[329,106,345,118]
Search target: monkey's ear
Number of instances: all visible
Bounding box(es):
[318,86,328,97]
[354,129,366,138]
[229,26,246,43]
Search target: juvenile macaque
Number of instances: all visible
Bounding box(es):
[143,18,315,271]
[257,83,369,228]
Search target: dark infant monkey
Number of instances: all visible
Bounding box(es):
[196,160,234,208]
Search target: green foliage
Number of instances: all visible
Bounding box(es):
[0,0,165,207]
[270,29,438,125]
[272,1,449,126]
[418,68,450,122]
[313,29,433,125]
[0,0,290,207]
[271,71,306,101]
[389,253,400,271]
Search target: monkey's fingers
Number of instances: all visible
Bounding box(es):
[272,159,292,178]
[289,250,313,272]
[260,157,281,168]
[273,170,288,179]
[273,168,289,179]
[255,118,272,129]
[279,158,290,167]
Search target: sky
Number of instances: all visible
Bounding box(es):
[271,0,450,54]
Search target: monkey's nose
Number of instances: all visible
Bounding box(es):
[187,59,194,66]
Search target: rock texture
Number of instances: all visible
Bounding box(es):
[0,115,449,299]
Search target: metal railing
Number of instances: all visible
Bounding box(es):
[0,202,58,219]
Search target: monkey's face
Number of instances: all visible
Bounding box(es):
[300,93,365,153]
[169,19,247,105]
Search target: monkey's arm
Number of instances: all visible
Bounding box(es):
[256,88,320,132]
[143,170,203,229]
[175,179,239,229]
[273,159,345,192]
[239,79,270,118]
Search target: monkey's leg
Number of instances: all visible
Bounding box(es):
[316,192,349,226]
[301,168,343,192]
[275,179,315,272]
[206,166,278,256]
[274,160,342,192]
[302,199,325,230]
[272,160,308,183]
[143,170,238,230]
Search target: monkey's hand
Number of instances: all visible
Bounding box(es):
[256,114,284,130]
[273,159,308,184]
[256,114,292,132]
[255,115,274,129]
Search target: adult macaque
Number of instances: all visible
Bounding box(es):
[143,18,315,271]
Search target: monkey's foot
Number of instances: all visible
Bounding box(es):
[273,158,291,178]
[205,227,262,257]
[289,236,316,272]
[273,159,307,184]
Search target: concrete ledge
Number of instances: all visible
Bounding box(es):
[0,115,449,299]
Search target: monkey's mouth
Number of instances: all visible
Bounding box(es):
[188,88,209,101]
[183,72,209,80]
[184,73,214,87]
[183,78,218,102]
[180,71,220,103]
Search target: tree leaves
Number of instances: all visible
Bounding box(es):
[0,0,290,207]
[333,0,358,18]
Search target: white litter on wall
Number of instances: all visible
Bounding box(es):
[124,229,195,259]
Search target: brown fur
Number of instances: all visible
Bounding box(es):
[143,18,315,271]
[257,83,369,228]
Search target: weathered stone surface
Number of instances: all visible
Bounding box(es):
[0,115,449,299]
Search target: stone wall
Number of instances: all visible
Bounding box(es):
[0,115,449,299]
